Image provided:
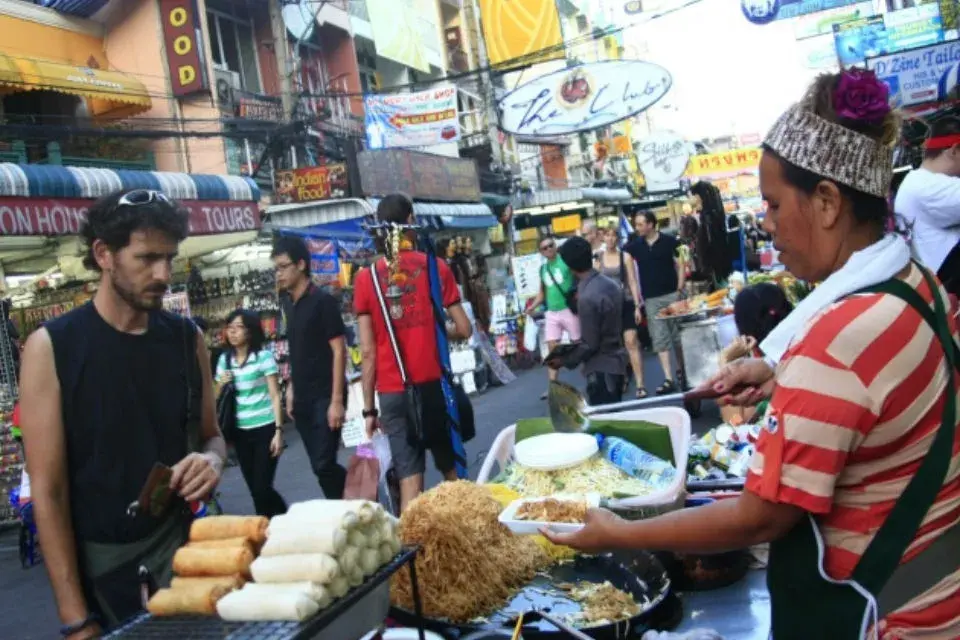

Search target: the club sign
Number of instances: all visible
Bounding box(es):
[497,60,672,136]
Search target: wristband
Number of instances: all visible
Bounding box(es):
[362,408,379,418]
[60,614,97,637]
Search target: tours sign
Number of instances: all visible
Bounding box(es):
[497,60,672,137]
[159,0,207,96]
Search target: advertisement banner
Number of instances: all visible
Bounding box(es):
[275,165,349,204]
[306,237,340,276]
[158,0,207,96]
[0,197,260,236]
[636,131,694,193]
[834,5,943,67]
[478,0,563,65]
[793,1,873,39]
[799,34,840,69]
[741,0,862,24]
[867,40,960,107]
[364,0,434,73]
[686,148,761,177]
[364,85,460,150]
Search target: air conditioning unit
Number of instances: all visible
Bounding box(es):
[214,68,241,111]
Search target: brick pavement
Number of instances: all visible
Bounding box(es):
[0,360,721,639]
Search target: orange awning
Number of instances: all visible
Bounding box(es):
[0,53,21,89]
[12,57,152,119]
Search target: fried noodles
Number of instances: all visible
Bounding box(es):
[515,499,587,523]
[389,481,550,622]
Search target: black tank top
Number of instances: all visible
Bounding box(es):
[45,303,199,544]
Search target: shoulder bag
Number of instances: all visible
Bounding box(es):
[215,353,238,444]
[370,261,425,448]
[542,263,578,314]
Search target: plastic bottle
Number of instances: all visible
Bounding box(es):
[596,434,676,489]
[189,500,209,518]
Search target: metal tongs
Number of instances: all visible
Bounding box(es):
[512,610,593,640]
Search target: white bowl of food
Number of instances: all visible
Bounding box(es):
[498,494,600,536]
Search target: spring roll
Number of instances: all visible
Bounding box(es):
[171,575,246,591]
[250,553,340,584]
[378,542,395,566]
[217,587,319,622]
[188,537,255,552]
[347,529,369,549]
[364,524,383,548]
[261,527,347,557]
[338,546,360,575]
[289,499,379,525]
[348,566,363,587]
[147,584,230,616]
[328,575,349,599]
[359,548,379,577]
[189,516,268,544]
[268,511,358,534]
[172,546,255,578]
[241,581,330,605]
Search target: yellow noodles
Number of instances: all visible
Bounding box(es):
[390,481,549,622]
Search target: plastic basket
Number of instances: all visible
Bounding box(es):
[477,407,691,517]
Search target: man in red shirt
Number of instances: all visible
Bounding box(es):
[354,194,472,511]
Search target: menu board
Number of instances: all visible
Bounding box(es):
[357,149,481,202]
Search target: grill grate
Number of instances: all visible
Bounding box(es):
[106,548,421,640]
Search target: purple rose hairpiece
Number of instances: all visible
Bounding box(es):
[833,69,891,125]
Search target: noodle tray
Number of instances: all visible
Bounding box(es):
[390,552,672,639]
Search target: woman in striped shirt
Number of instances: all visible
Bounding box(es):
[544,69,958,639]
[216,310,287,518]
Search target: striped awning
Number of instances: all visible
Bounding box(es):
[269,198,496,231]
[0,163,260,202]
[36,0,109,18]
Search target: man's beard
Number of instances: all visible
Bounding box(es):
[111,272,165,312]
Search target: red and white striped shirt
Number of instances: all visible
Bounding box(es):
[746,265,960,640]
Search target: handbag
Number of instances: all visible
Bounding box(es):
[542,263,578,314]
[425,256,476,444]
[370,261,425,448]
[215,354,238,443]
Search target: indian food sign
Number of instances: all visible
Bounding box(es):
[274,165,349,204]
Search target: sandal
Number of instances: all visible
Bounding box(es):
[655,379,676,396]
[636,388,648,399]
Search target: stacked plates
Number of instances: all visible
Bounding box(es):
[513,432,599,471]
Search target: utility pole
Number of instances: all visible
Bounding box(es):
[268,0,296,124]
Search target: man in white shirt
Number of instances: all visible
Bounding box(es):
[894,117,960,296]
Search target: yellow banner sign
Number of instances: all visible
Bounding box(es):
[479,0,563,66]
[552,213,582,234]
[687,147,762,176]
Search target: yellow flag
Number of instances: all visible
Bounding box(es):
[479,0,564,66]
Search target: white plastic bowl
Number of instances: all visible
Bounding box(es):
[498,494,601,536]
[513,432,598,471]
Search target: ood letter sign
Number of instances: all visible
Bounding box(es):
[160,0,206,96]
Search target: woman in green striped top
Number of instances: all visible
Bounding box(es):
[216,309,287,517]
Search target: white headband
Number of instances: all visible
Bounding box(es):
[764,104,893,199]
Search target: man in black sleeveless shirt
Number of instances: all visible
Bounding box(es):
[19,191,226,638]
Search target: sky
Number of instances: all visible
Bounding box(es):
[611,0,824,140]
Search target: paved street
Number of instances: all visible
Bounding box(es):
[0,357,722,639]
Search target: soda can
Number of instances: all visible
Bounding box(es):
[189,500,209,518]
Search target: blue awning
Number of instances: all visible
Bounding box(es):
[36,0,108,18]
[269,198,496,232]
[0,163,260,202]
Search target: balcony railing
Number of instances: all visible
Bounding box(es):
[1,140,156,171]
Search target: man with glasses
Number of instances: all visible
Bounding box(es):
[18,190,226,637]
[524,235,581,399]
[272,235,348,499]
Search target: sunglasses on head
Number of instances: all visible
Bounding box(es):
[117,190,172,208]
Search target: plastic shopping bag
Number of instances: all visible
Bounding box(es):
[523,317,538,352]
[344,443,379,501]
[370,433,392,485]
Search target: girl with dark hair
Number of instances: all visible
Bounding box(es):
[216,309,287,517]
[718,283,793,424]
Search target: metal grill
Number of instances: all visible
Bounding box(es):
[106,548,425,640]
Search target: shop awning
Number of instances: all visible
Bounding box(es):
[514,186,634,215]
[11,57,152,119]
[35,0,109,18]
[0,163,259,202]
[268,198,497,231]
[0,53,20,89]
